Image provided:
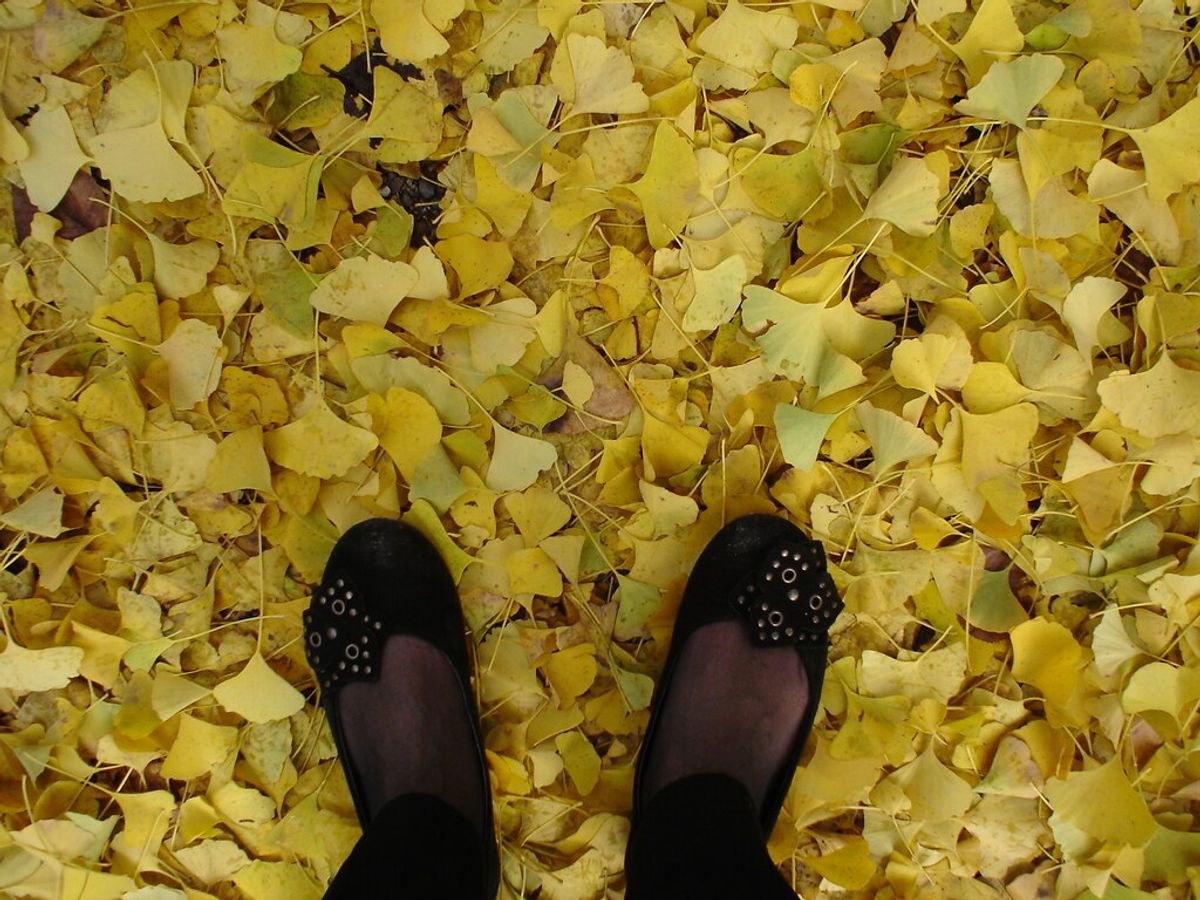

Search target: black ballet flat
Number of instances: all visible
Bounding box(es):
[303,518,499,898]
[633,514,843,834]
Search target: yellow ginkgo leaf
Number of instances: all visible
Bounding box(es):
[625,123,698,249]
[1129,97,1200,202]
[17,106,90,210]
[1097,353,1200,438]
[373,0,457,62]
[0,641,84,695]
[555,731,602,796]
[505,486,571,547]
[264,403,379,479]
[544,643,597,709]
[682,255,747,332]
[485,423,557,492]
[149,235,220,300]
[157,320,224,411]
[864,157,940,236]
[506,547,564,598]
[855,402,938,473]
[90,122,204,203]
[310,255,418,326]
[775,405,837,472]
[1011,618,1080,707]
[561,34,649,118]
[371,387,443,481]
[1045,758,1156,848]
[1061,276,1126,369]
[0,487,66,538]
[954,54,1065,129]
[206,427,274,495]
[693,0,799,90]
[212,652,305,724]
[160,714,239,781]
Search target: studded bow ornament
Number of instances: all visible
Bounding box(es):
[731,541,842,647]
[303,577,384,691]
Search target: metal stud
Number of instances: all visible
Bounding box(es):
[349,607,358,617]
[785,627,795,637]
[771,630,780,641]
[338,661,347,670]
[758,630,767,641]
[336,579,345,588]
[764,572,774,582]
[757,618,766,628]
[781,549,791,558]
[811,614,821,624]
[345,591,354,600]
[362,651,370,660]
[761,602,770,611]
[351,664,360,673]
[772,559,781,569]
[346,644,360,659]
[809,594,823,610]
[363,665,372,675]
[318,595,327,605]
[781,567,797,584]
[767,610,784,627]
[360,636,369,644]
[309,633,322,648]
[801,562,810,572]
[374,621,382,630]
[787,588,800,602]
[326,626,338,639]
[736,595,746,606]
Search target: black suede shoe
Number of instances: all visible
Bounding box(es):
[303,519,499,899]
[633,514,842,835]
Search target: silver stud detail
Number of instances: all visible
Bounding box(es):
[787,589,800,602]
[758,630,767,641]
[349,608,358,617]
[336,579,345,588]
[363,666,372,675]
[346,644,360,659]
[785,627,795,637]
[345,591,353,600]
[351,664,360,673]
[764,573,774,582]
[811,614,821,624]
[326,626,338,639]
[767,610,784,627]
[318,595,327,605]
[772,559,781,569]
[781,549,791,558]
[331,599,346,615]
[362,651,370,660]
[309,633,322,648]
[374,621,382,630]
[757,618,766,628]
[761,602,770,611]
[361,636,369,644]
[801,562,810,572]
[771,630,780,641]
[809,594,823,610]
[338,661,346,670]
[781,567,797,584]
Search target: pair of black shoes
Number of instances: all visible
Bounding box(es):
[303,514,842,897]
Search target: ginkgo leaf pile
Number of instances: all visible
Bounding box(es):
[1,0,1199,896]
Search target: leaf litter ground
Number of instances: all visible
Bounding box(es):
[1,0,1200,897]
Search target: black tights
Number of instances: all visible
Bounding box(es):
[325,773,796,899]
